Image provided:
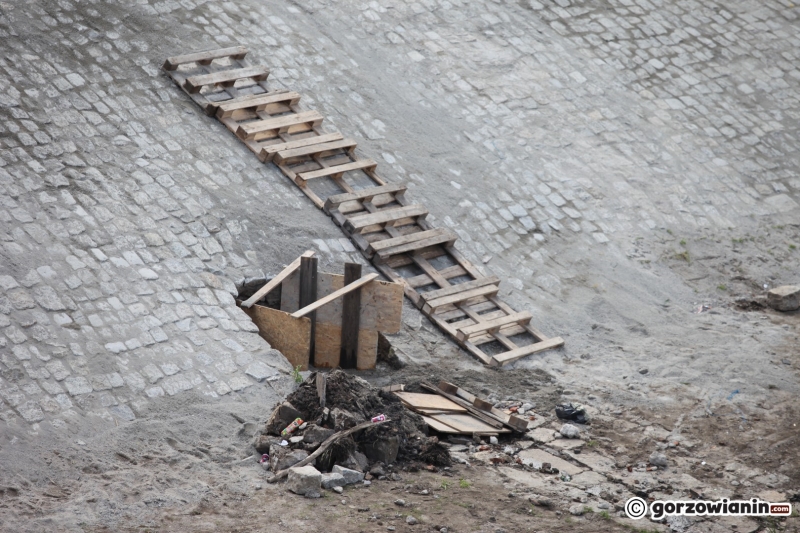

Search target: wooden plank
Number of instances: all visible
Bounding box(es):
[215,91,301,118]
[420,415,463,434]
[299,256,318,367]
[324,184,407,212]
[490,337,565,367]
[344,204,428,234]
[236,110,323,140]
[430,413,509,434]
[420,382,504,429]
[422,284,500,314]
[296,159,378,184]
[291,273,379,318]
[163,46,248,70]
[393,392,467,412]
[259,132,344,162]
[184,66,269,93]
[406,265,467,288]
[438,380,528,432]
[240,250,315,308]
[239,304,310,370]
[274,138,358,164]
[421,276,500,302]
[370,228,457,260]
[281,271,402,333]
[316,372,326,408]
[339,263,362,369]
[456,311,533,341]
[313,323,378,370]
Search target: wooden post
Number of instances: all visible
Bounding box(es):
[339,262,362,369]
[299,256,318,366]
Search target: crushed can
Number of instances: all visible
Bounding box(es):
[371,414,386,423]
[281,417,304,437]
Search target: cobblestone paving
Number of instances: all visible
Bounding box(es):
[0,0,798,430]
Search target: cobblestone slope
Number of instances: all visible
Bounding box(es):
[0,0,797,433]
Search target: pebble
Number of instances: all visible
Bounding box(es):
[420,489,429,495]
[649,452,668,467]
[639,368,649,375]
[363,480,372,486]
[489,436,498,445]
[333,486,343,494]
[598,502,610,509]
[406,515,418,525]
[569,504,585,516]
[560,424,581,439]
[394,499,406,507]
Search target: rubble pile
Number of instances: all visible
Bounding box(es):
[255,370,451,493]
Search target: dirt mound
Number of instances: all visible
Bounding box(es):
[267,370,450,468]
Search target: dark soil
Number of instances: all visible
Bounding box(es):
[284,370,451,466]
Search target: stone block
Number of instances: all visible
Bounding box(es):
[287,465,321,496]
[767,285,800,312]
[303,424,335,444]
[270,446,309,472]
[321,472,345,489]
[332,465,365,485]
[266,402,303,435]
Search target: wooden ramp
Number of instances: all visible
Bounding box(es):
[164,46,564,367]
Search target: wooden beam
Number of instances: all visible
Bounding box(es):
[239,250,315,308]
[339,263,362,369]
[299,256,318,366]
[420,276,500,302]
[184,66,269,93]
[163,46,248,70]
[456,311,533,341]
[292,273,379,318]
[490,336,565,367]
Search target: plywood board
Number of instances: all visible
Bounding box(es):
[421,415,462,434]
[281,270,402,332]
[240,304,310,370]
[312,322,378,370]
[429,413,508,434]
[394,392,467,412]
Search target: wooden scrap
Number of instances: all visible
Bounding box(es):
[438,381,529,432]
[240,250,315,308]
[393,392,467,413]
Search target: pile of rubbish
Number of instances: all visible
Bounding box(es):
[255,370,451,495]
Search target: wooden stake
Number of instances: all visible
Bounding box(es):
[340,263,362,369]
[299,256,318,366]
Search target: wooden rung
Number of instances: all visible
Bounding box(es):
[407,265,467,289]
[291,273,379,318]
[236,110,323,141]
[422,284,499,315]
[216,91,300,118]
[344,204,428,234]
[258,133,344,162]
[421,276,501,302]
[296,159,377,184]
[274,138,358,164]
[369,228,457,260]
[163,46,248,70]
[456,311,533,341]
[239,250,315,308]
[184,66,270,93]
[490,337,565,367]
[324,184,407,212]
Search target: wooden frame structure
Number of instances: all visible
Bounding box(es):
[164,46,564,367]
[238,252,402,371]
